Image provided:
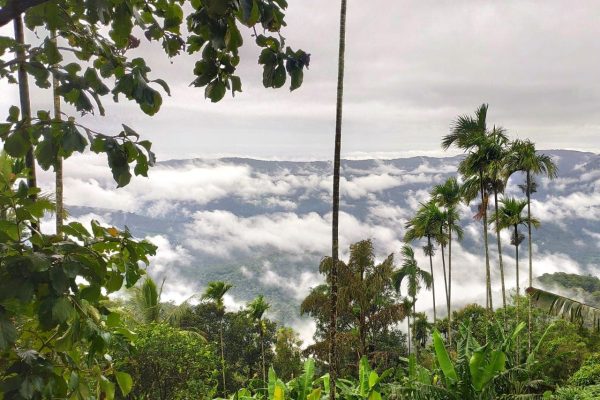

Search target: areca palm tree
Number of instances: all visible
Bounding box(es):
[202,281,232,395]
[506,139,557,351]
[129,277,196,326]
[443,104,508,311]
[330,0,348,396]
[487,128,510,311]
[431,177,464,343]
[404,200,445,322]
[494,198,539,324]
[392,245,432,356]
[247,295,270,384]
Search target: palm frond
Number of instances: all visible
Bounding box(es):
[527,286,600,331]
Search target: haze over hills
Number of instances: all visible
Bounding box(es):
[38,149,600,341]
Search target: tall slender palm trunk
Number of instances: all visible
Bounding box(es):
[14,15,38,233]
[427,236,437,322]
[259,322,266,384]
[330,1,347,398]
[219,321,227,396]
[440,228,449,311]
[526,171,532,353]
[494,190,506,312]
[447,223,453,344]
[407,315,411,356]
[514,224,520,362]
[480,171,492,310]
[51,32,63,235]
[412,299,417,358]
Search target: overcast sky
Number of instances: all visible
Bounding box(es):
[3,0,600,160]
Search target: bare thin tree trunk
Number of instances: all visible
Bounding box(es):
[427,236,437,322]
[407,315,411,356]
[14,14,38,233]
[260,322,266,384]
[494,189,506,311]
[51,32,63,235]
[440,232,449,319]
[480,171,492,310]
[526,171,532,354]
[448,222,453,344]
[412,299,418,359]
[329,0,347,398]
[220,321,227,396]
[515,224,520,363]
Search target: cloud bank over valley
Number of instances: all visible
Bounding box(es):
[36,150,600,343]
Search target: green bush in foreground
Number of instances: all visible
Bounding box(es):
[569,353,600,387]
[117,323,219,400]
[552,385,600,400]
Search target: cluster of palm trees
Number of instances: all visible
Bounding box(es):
[129,278,270,397]
[201,281,271,396]
[401,104,557,350]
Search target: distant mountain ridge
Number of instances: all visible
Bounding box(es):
[62,149,600,330]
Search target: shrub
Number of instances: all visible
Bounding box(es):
[569,353,600,387]
[118,323,219,399]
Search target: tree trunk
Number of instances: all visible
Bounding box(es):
[14,14,38,233]
[427,235,437,322]
[526,170,532,354]
[494,189,506,311]
[412,298,417,359]
[51,32,63,235]
[515,224,520,363]
[330,0,347,398]
[220,321,227,396]
[480,170,492,310]
[440,228,449,319]
[259,321,266,384]
[358,261,366,361]
[407,315,411,356]
[448,220,453,345]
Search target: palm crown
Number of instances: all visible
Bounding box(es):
[392,245,432,299]
[202,281,233,310]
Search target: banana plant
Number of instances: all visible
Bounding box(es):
[431,322,525,399]
[336,357,392,400]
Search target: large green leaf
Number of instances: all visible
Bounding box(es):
[0,313,17,350]
[433,330,457,386]
[297,358,315,400]
[470,345,505,391]
[115,371,133,396]
[358,356,370,397]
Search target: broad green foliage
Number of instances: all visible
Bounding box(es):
[180,301,281,396]
[221,357,389,400]
[552,385,600,400]
[115,323,219,399]
[397,323,524,400]
[272,328,303,382]
[569,353,600,387]
[301,240,408,375]
[0,166,155,398]
[1,0,309,186]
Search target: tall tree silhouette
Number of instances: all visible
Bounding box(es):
[247,295,270,385]
[202,281,232,396]
[329,0,348,396]
[506,140,557,352]
[431,177,463,343]
[392,245,432,357]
